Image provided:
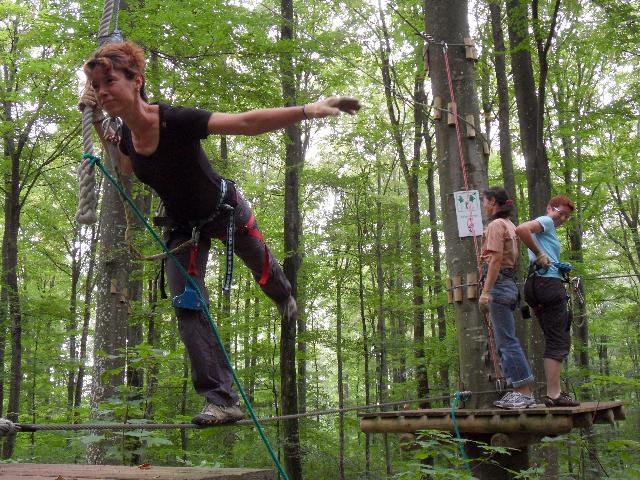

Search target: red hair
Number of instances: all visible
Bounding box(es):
[84,41,146,81]
[548,195,575,212]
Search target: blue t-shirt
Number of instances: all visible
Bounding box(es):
[527,215,563,279]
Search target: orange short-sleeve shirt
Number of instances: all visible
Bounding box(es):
[481,218,519,267]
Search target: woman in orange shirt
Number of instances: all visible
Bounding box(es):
[479,187,534,409]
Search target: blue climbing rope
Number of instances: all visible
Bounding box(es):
[451,391,472,473]
[85,155,289,480]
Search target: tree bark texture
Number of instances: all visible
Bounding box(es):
[424,0,494,405]
[87,144,133,465]
[505,0,551,217]
[279,0,303,477]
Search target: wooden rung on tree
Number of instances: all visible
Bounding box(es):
[482,139,490,156]
[452,275,462,302]
[464,37,478,61]
[446,277,453,304]
[447,102,457,126]
[465,114,476,138]
[466,271,478,299]
[433,96,443,120]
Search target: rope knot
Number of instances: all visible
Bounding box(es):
[0,418,20,436]
[82,153,102,166]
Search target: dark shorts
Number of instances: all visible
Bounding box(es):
[524,275,570,361]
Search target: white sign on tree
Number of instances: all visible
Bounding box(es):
[454,190,484,238]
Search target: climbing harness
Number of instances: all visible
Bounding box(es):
[165,178,236,309]
[81,155,288,479]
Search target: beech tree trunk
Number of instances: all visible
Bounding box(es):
[425,0,529,476]
[87,143,132,465]
[279,0,303,477]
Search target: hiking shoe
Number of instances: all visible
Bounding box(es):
[543,392,580,408]
[278,296,298,321]
[494,391,536,410]
[493,391,516,408]
[192,403,244,425]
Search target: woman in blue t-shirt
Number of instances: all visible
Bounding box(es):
[516,195,580,407]
[80,41,360,425]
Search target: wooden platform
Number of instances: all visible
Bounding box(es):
[360,401,625,436]
[0,464,276,479]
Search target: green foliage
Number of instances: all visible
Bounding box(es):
[0,0,639,478]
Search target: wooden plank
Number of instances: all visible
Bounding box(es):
[0,464,276,480]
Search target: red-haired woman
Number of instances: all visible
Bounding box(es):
[516,196,580,407]
[80,41,360,424]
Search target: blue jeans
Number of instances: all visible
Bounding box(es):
[489,275,534,388]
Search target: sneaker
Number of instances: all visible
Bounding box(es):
[493,391,516,408]
[494,391,536,410]
[192,403,244,425]
[543,391,580,407]
[277,296,298,321]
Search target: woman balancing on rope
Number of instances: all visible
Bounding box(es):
[516,196,580,408]
[478,187,535,409]
[80,41,361,425]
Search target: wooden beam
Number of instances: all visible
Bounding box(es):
[0,464,276,480]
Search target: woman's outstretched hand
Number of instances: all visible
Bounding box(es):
[305,96,361,118]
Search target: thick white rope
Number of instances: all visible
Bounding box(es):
[76,0,121,225]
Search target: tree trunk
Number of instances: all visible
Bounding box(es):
[279,1,302,477]
[87,144,133,465]
[489,0,518,220]
[355,196,371,477]
[67,223,82,421]
[374,161,392,476]
[2,143,23,459]
[424,128,449,399]
[75,220,100,417]
[335,257,348,480]
[425,0,529,476]
[378,2,429,403]
[505,0,551,216]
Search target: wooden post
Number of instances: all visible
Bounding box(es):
[464,37,478,60]
[452,275,463,302]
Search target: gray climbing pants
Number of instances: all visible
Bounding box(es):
[164,184,292,406]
